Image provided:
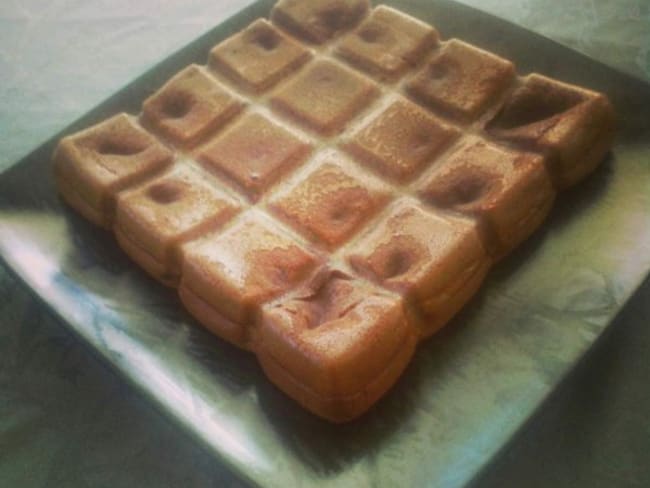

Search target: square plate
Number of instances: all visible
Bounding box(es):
[1,1,649,486]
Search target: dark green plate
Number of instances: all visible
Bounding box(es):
[1,1,649,486]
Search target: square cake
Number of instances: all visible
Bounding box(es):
[53,0,616,422]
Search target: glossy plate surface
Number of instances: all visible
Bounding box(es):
[1,1,649,486]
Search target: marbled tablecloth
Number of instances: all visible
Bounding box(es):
[1,1,648,486]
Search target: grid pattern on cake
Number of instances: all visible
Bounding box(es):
[53,1,616,422]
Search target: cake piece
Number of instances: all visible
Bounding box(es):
[258,269,417,422]
[336,5,438,81]
[142,65,244,148]
[179,211,320,348]
[348,198,490,336]
[417,138,555,257]
[197,112,312,202]
[114,164,240,285]
[271,0,370,44]
[406,39,515,121]
[209,19,312,94]
[344,96,459,182]
[271,59,379,136]
[486,73,616,188]
[53,113,173,228]
[268,151,391,249]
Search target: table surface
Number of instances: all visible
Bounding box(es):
[1,1,648,486]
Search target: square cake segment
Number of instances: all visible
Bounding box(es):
[196,112,312,202]
[271,0,370,44]
[417,138,555,257]
[343,97,460,182]
[53,113,173,228]
[180,211,321,348]
[486,73,616,188]
[209,19,312,94]
[268,151,391,249]
[114,164,240,285]
[142,65,244,148]
[336,5,438,81]
[258,269,417,422]
[406,39,515,121]
[270,59,379,136]
[347,199,490,337]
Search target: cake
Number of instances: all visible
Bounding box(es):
[53,0,616,422]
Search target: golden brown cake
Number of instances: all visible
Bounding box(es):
[53,1,616,422]
[114,164,241,286]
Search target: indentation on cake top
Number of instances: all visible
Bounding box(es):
[375,236,426,281]
[253,27,280,50]
[286,270,360,329]
[51,1,617,422]
[146,180,185,205]
[424,165,501,207]
[487,75,587,132]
